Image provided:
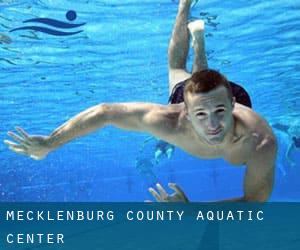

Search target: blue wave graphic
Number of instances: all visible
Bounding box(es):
[9,26,83,36]
[10,10,85,36]
[23,18,85,29]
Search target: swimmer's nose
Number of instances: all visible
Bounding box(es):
[207,116,219,130]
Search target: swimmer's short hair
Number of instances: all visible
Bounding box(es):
[183,69,233,104]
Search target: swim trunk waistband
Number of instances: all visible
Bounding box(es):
[168,79,252,108]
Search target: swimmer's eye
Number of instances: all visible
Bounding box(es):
[196,112,207,117]
[215,109,225,114]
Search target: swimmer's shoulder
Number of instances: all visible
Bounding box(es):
[164,103,188,130]
[233,103,275,145]
[148,103,185,131]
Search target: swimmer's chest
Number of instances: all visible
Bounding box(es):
[179,135,252,166]
[223,136,253,166]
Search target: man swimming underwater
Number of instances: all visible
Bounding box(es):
[273,120,300,168]
[4,0,277,202]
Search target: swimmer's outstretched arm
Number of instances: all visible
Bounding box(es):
[4,103,177,160]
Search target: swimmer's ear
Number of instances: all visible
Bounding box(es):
[231,97,236,108]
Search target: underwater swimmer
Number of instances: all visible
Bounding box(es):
[273,120,300,168]
[154,140,175,163]
[135,158,158,186]
[4,0,277,202]
[138,136,175,164]
[153,0,251,164]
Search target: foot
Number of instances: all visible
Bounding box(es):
[179,0,198,6]
[188,19,205,35]
[188,20,205,47]
[179,0,192,8]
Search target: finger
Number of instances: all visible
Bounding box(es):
[4,140,26,149]
[30,155,41,160]
[7,131,28,145]
[156,183,168,199]
[4,139,27,151]
[8,146,27,155]
[168,183,187,199]
[15,127,30,140]
[148,187,162,202]
[4,139,17,147]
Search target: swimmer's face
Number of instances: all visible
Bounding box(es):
[185,86,234,145]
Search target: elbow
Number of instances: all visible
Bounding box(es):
[95,103,112,123]
[79,103,112,128]
[255,194,270,202]
[257,133,277,151]
[244,196,268,202]
[244,192,271,202]
[100,103,110,111]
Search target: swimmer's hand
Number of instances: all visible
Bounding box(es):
[4,127,51,160]
[147,183,189,202]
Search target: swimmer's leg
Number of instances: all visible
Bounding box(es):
[188,20,208,73]
[168,0,192,95]
[154,149,163,164]
[166,146,175,159]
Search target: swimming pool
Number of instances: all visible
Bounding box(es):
[0,0,299,201]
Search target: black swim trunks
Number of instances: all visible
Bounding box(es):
[168,79,252,108]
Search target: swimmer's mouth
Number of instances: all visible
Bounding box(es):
[207,127,222,135]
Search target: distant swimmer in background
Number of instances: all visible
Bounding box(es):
[154,140,175,163]
[135,136,172,187]
[139,136,175,164]
[4,0,277,202]
[273,119,300,168]
[273,128,290,177]
[135,158,158,187]
[135,137,158,186]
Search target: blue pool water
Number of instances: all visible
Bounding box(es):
[0,0,299,201]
